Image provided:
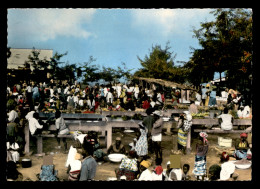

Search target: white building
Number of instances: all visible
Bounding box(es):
[7,48,53,70]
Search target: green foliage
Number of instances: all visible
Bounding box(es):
[134,42,189,83]
[189,8,252,88]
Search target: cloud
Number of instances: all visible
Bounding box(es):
[8,8,97,41]
[130,8,213,37]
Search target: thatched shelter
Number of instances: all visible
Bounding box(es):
[134,77,197,103]
[134,77,195,90]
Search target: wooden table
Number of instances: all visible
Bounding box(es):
[25,120,141,155]
[27,113,252,155]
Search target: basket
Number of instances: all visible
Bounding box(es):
[108,153,125,162]
[218,137,232,148]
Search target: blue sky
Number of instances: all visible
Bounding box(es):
[8,8,217,77]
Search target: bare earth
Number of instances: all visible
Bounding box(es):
[16,130,252,182]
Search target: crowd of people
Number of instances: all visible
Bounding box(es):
[6,79,252,181]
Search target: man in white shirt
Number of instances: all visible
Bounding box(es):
[8,108,18,123]
[26,112,43,135]
[106,90,113,105]
[218,108,233,131]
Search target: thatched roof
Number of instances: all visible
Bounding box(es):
[134,77,196,90]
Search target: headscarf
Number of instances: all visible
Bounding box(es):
[183,111,192,121]
[129,150,137,159]
[154,166,163,175]
[140,160,151,168]
[240,133,248,138]
[221,152,229,162]
[75,134,87,144]
[199,132,208,144]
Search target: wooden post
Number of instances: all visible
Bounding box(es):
[172,134,178,151]
[106,126,112,150]
[24,122,30,154]
[186,128,191,154]
[187,90,190,102]
[36,136,43,154]
[181,89,184,103]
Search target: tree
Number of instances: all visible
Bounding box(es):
[190,8,252,89]
[134,42,190,84]
[135,42,175,79]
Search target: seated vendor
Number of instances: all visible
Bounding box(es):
[234,133,250,160]
[107,137,126,154]
[217,107,233,130]
[115,150,138,181]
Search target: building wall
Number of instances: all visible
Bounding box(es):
[7,48,53,70]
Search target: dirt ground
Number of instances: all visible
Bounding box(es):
[16,129,252,182]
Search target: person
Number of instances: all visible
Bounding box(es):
[107,137,126,155]
[115,150,138,181]
[38,155,59,181]
[205,83,211,106]
[237,105,251,118]
[26,112,43,136]
[135,122,148,160]
[189,99,198,114]
[67,94,75,113]
[67,152,82,181]
[151,157,163,181]
[8,106,19,123]
[192,132,208,181]
[79,138,97,181]
[6,160,23,181]
[208,164,221,181]
[237,106,244,118]
[234,133,250,160]
[93,135,109,162]
[233,92,242,110]
[137,160,153,181]
[143,108,155,154]
[7,95,17,112]
[195,90,202,106]
[55,110,70,151]
[106,89,114,107]
[6,117,18,142]
[201,84,207,106]
[219,152,236,181]
[218,107,233,130]
[208,89,217,107]
[177,111,192,154]
[177,115,187,153]
[151,110,163,160]
[163,160,182,181]
[182,164,191,180]
[32,84,40,106]
[6,137,21,163]
[13,117,25,155]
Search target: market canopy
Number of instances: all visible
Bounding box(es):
[133,77,196,90]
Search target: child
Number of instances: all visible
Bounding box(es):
[182,164,191,180]
[151,158,163,180]
[192,132,208,181]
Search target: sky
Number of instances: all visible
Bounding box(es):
[7,8,218,79]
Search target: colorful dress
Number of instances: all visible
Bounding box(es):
[234,141,249,159]
[116,157,138,180]
[193,144,208,177]
[177,128,188,147]
[135,128,148,156]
